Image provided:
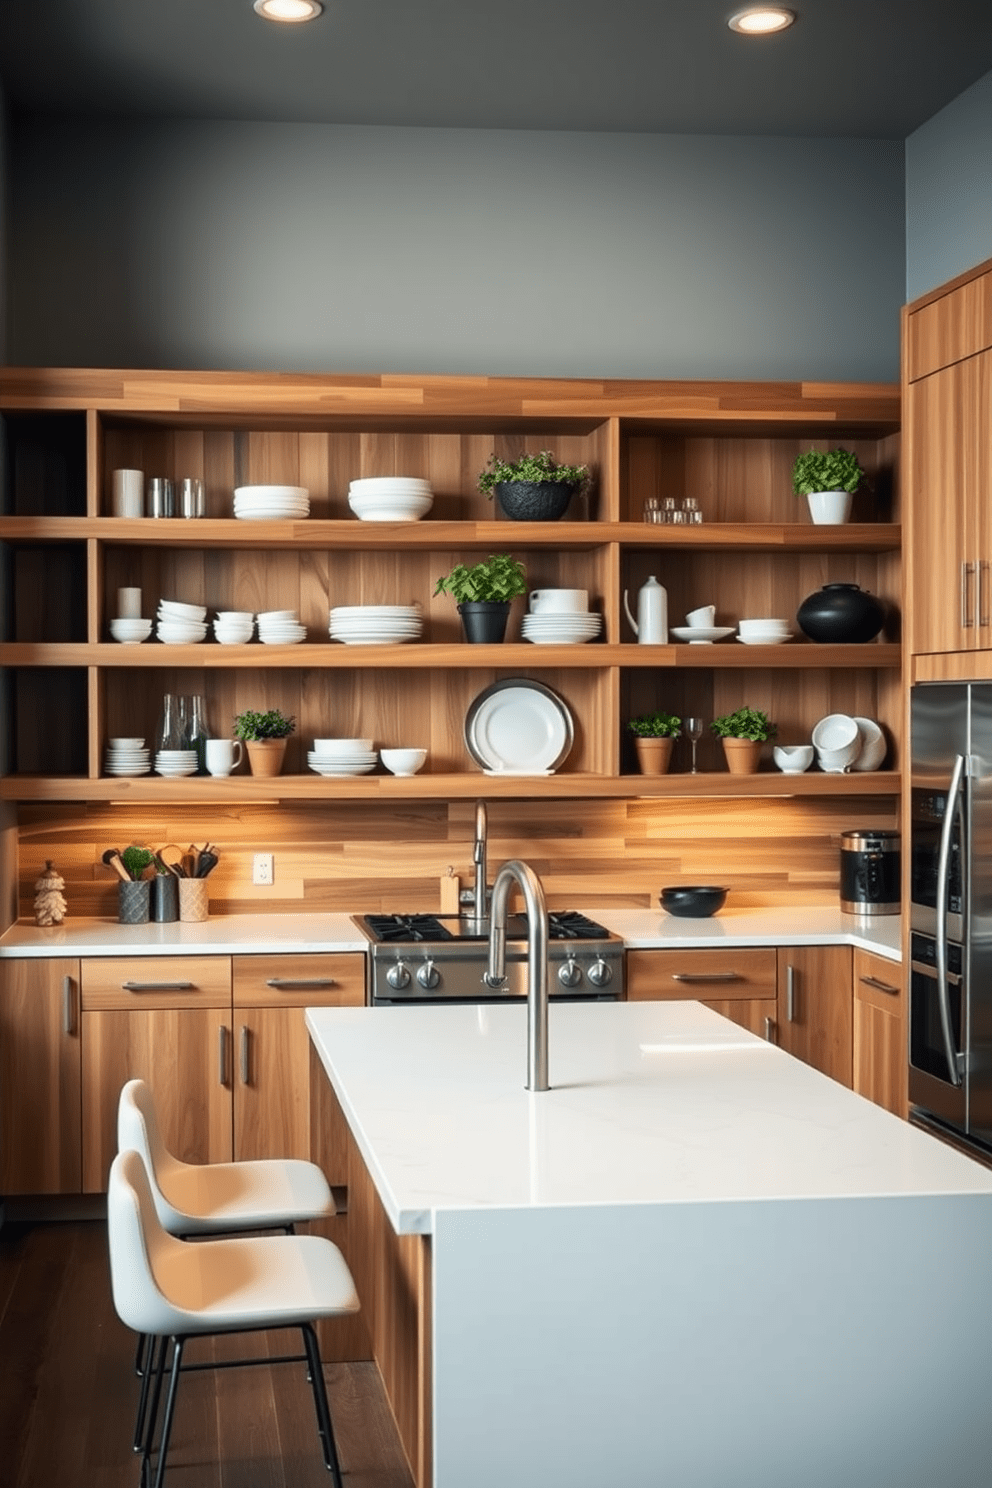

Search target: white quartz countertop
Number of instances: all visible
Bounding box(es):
[602,903,902,960]
[306,1000,990,1236]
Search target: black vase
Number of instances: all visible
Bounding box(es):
[796,583,885,644]
[458,601,511,643]
[495,481,576,521]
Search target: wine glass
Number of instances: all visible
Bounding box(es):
[685,717,704,773]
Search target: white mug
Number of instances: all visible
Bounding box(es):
[112,468,144,518]
[528,588,588,614]
[686,605,716,628]
[205,738,243,777]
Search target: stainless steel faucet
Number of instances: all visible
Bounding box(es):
[484,859,550,1092]
[473,799,488,919]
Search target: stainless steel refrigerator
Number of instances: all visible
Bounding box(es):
[909,682,992,1155]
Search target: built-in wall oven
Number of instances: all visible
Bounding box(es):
[356,911,623,1004]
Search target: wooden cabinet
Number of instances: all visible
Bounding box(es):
[0,370,901,807]
[0,957,81,1194]
[775,946,853,1087]
[853,947,906,1117]
[626,947,778,1039]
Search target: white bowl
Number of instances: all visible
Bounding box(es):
[215,610,254,622]
[773,745,814,774]
[380,748,427,777]
[110,619,152,643]
[852,717,887,772]
[811,713,860,753]
[348,477,432,494]
[234,485,309,501]
[816,746,860,774]
[313,738,375,754]
[739,617,790,635]
[157,599,207,620]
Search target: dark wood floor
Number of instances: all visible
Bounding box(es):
[0,1213,415,1488]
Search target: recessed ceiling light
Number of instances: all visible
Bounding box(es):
[253,0,323,22]
[728,7,796,35]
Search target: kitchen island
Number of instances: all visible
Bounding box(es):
[308,998,992,1488]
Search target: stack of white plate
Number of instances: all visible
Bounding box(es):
[154,748,199,777]
[257,608,307,644]
[736,618,792,645]
[156,599,208,644]
[233,485,310,520]
[308,739,378,776]
[213,610,254,644]
[104,737,151,776]
[348,477,433,522]
[329,605,423,645]
[521,613,602,645]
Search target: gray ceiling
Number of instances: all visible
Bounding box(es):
[1,0,991,138]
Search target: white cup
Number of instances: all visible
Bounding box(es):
[117,586,142,619]
[112,469,144,518]
[205,739,244,777]
[686,605,716,628]
[528,588,588,614]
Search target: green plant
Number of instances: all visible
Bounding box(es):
[477,450,590,498]
[791,448,864,496]
[627,711,681,738]
[233,708,296,742]
[433,553,528,604]
[120,844,155,880]
[710,707,777,742]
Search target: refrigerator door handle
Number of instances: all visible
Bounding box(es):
[935,752,966,1087]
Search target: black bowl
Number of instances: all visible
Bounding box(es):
[659,885,728,918]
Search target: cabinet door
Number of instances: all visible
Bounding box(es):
[853,949,906,1117]
[625,948,777,1039]
[0,958,81,1194]
[81,1007,233,1192]
[776,946,852,1087]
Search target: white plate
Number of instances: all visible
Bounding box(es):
[464,679,573,774]
[669,626,736,643]
[331,605,421,616]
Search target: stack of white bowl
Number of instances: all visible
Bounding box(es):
[154,748,199,777]
[348,477,433,522]
[213,610,254,644]
[736,617,792,645]
[257,608,306,644]
[307,738,378,776]
[104,737,151,776]
[329,604,423,644]
[156,600,208,644]
[233,485,310,520]
[110,617,153,645]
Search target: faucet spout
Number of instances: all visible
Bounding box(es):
[486,859,550,1092]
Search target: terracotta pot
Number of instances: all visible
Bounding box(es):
[634,737,675,775]
[721,738,763,775]
[246,738,288,776]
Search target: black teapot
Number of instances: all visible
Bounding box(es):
[796,583,885,644]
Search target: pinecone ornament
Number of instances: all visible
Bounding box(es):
[34,859,68,927]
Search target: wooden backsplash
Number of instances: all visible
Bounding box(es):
[14,796,899,921]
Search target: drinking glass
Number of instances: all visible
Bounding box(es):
[155,693,183,751]
[685,717,704,774]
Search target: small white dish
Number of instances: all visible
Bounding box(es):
[736,633,793,645]
[670,626,736,644]
[380,748,427,777]
[773,745,815,774]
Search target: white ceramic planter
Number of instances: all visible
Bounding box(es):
[806,489,853,524]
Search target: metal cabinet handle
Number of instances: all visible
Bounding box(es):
[671,971,743,984]
[961,560,976,628]
[786,964,796,1023]
[981,561,991,628]
[218,1024,229,1087]
[239,1025,250,1086]
[859,974,899,996]
[122,981,195,992]
[264,977,337,989]
[764,1016,776,1043]
[62,974,75,1035]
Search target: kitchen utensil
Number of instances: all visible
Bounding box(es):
[623,576,668,644]
[195,849,219,878]
[102,848,131,883]
[659,885,728,917]
[155,844,186,877]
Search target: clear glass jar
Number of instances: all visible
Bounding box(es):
[681,496,703,524]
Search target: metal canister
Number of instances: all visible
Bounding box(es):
[179,477,205,518]
[147,477,175,518]
[840,829,901,915]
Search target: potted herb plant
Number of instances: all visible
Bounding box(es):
[710,707,777,775]
[792,447,864,525]
[434,554,527,642]
[627,711,681,774]
[233,708,296,776]
[477,450,590,522]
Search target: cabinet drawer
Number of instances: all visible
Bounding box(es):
[853,948,903,1012]
[233,953,366,1008]
[80,956,231,1010]
[626,948,777,1002]
[907,270,992,380]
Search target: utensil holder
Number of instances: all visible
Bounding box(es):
[152,874,179,923]
[179,878,208,922]
[118,879,151,924]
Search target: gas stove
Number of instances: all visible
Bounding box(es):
[357,910,623,1003]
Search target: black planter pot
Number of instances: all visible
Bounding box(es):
[796,582,885,644]
[458,601,511,643]
[495,480,576,522]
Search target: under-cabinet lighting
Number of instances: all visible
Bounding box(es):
[727,7,796,35]
[253,0,323,22]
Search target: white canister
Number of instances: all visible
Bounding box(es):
[623,576,668,644]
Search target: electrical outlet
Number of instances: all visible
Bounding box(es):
[253,853,274,886]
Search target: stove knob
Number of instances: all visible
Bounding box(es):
[416,959,441,990]
[587,958,613,988]
[557,957,582,988]
[386,961,411,990]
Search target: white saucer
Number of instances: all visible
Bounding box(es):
[670,626,736,643]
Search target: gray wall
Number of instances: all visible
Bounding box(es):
[906,68,992,304]
[6,116,905,381]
